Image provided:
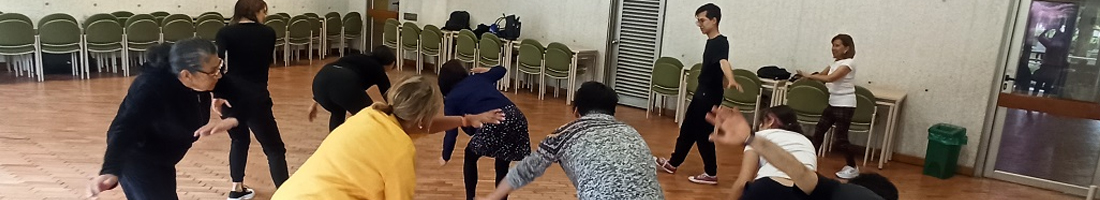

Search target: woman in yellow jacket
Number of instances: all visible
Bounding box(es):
[273,76,506,200]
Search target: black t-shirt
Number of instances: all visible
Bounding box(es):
[216,23,276,88]
[699,35,729,92]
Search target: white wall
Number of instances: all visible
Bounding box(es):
[662,0,1014,167]
[0,0,350,24]
[402,0,614,80]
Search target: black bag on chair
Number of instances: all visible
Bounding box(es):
[757,65,792,80]
[473,24,491,39]
[443,11,471,31]
[495,14,521,40]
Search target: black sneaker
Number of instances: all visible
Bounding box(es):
[227,188,255,200]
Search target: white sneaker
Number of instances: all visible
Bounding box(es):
[835,166,860,179]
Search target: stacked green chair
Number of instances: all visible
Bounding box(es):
[785,79,830,128]
[722,69,764,128]
[647,57,685,120]
[817,86,879,168]
[199,12,222,19]
[276,13,291,20]
[0,13,40,81]
[307,15,324,58]
[677,63,703,123]
[150,11,170,24]
[382,18,400,56]
[161,14,194,44]
[83,13,124,75]
[287,15,313,65]
[324,12,343,56]
[111,11,134,25]
[543,42,578,104]
[419,25,442,74]
[265,14,288,66]
[478,33,503,90]
[341,12,363,55]
[38,13,84,79]
[124,14,161,76]
[195,15,225,42]
[398,22,420,72]
[514,39,544,95]
[453,29,478,66]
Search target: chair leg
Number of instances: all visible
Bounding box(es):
[538,73,546,100]
[646,91,653,119]
[554,80,561,98]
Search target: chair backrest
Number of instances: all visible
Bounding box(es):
[383,19,399,43]
[325,12,342,36]
[264,17,287,39]
[276,13,290,19]
[196,14,224,24]
[304,13,319,19]
[342,12,362,36]
[151,11,170,17]
[853,86,876,123]
[308,16,322,36]
[288,16,312,40]
[199,12,222,19]
[478,33,501,59]
[111,11,134,18]
[195,19,225,41]
[456,31,477,57]
[544,42,573,72]
[0,13,36,49]
[725,69,763,104]
[38,13,81,48]
[518,39,544,67]
[84,14,123,47]
[400,22,420,49]
[420,25,442,51]
[162,14,195,43]
[686,63,702,94]
[786,79,830,116]
[651,57,684,91]
[125,14,160,43]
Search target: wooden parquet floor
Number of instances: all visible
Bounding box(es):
[0,59,1079,200]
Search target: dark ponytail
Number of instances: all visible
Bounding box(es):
[760,105,803,133]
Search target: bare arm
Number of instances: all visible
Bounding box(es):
[720,59,742,91]
[801,66,850,83]
[731,150,761,199]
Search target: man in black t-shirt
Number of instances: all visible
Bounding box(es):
[655,3,742,185]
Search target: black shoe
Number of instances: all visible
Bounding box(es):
[227,188,255,200]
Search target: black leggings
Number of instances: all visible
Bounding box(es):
[669,88,722,175]
[228,98,289,187]
[811,106,857,167]
[313,65,371,131]
[740,175,842,200]
[464,147,510,200]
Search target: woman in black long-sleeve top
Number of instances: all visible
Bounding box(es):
[307,46,396,131]
[86,39,237,200]
[212,0,288,199]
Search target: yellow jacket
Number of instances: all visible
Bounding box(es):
[273,108,417,200]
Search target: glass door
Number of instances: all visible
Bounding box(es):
[986,0,1100,197]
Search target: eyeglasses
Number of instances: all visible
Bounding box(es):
[196,68,222,79]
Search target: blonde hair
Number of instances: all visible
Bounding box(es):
[370,75,443,129]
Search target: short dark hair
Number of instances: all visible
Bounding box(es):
[437,60,469,96]
[849,173,899,200]
[573,82,618,115]
[231,0,267,24]
[169,38,218,75]
[370,45,396,66]
[759,105,803,133]
[695,3,721,23]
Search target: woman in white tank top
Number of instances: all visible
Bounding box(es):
[796,34,861,179]
[729,105,817,199]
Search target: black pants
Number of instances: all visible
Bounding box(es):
[464,147,510,200]
[119,157,179,200]
[228,97,289,187]
[312,66,371,131]
[669,88,722,175]
[811,106,857,167]
[740,175,842,200]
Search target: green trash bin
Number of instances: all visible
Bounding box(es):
[923,123,967,179]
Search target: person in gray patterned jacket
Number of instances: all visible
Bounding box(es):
[478,82,665,200]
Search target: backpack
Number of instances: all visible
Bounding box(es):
[757,65,792,80]
[473,24,491,39]
[494,14,521,40]
[443,11,470,31]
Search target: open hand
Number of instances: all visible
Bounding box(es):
[727,81,743,92]
[307,103,319,122]
[212,98,231,116]
[85,174,119,199]
[194,118,239,137]
[471,67,491,74]
[466,109,506,128]
[706,106,751,146]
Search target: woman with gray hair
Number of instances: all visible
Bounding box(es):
[86,38,240,200]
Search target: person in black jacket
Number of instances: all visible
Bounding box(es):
[307,46,397,131]
[213,1,288,198]
[85,39,237,200]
